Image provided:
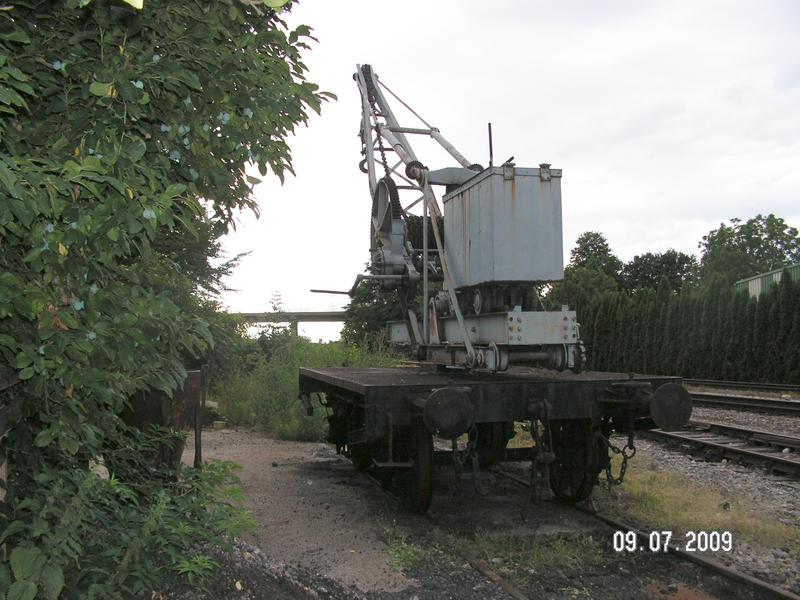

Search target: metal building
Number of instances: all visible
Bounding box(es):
[734,263,800,298]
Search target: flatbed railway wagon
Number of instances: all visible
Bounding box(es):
[299,367,691,513]
[298,65,692,513]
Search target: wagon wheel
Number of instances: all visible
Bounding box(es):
[402,425,433,514]
[476,422,512,467]
[349,443,373,472]
[547,419,596,503]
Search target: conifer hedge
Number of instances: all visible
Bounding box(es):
[580,274,800,383]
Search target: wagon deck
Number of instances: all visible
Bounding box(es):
[300,366,682,425]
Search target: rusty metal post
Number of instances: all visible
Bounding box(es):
[194,364,209,469]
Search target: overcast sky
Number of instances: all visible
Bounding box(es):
[219,0,800,340]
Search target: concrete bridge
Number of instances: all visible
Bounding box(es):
[233,311,347,335]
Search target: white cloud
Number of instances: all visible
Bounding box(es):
[220,0,800,339]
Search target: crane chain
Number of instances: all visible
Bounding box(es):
[362,65,391,178]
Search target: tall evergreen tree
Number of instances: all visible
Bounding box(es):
[752,290,772,381]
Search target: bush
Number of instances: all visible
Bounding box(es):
[215,336,398,441]
[0,428,253,598]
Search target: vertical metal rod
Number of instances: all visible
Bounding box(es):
[423,183,429,344]
[488,122,494,168]
[194,365,208,469]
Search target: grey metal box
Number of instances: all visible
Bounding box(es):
[442,165,564,289]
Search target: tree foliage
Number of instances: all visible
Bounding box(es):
[0,0,328,596]
[546,266,618,316]
[341,274,403,345]
[620,249,697,294]
[550,217,799,383]
[568,231,623,280]
[699,214,800,283]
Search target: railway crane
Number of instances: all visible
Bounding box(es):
[298,65,692,513]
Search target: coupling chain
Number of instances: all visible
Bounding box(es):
[599,429,636,486]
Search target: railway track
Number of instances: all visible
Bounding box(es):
[644,419,800,477]
[364,459,799,600]
[689,391,800,416]
[493,469,800,600]
[684,379,800,395]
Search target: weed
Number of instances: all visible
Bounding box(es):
[213,336,398,441]
[383,525,428,571]
[175,554,220,586]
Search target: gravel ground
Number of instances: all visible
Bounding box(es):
[692,406,800,438]
[616,436,800,594]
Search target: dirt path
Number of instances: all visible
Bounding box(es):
[184,428,410,594]
[183,428,763,600]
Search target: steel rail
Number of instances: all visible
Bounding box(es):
[685,379,800,394]
[688,419,800,449]
[690,392,800,416]
[643,425,800,477]
[493,469,800,600]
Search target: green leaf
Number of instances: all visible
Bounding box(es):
[40,564,64,600]
[15,352,32,369]
[9,199,34,227]
[30,519,48,539]
[107,226,120,242]
[122,0,143,8]
[89,81,113,97]
[163,183,187,198]
[122,138,147,162]
[7,580,37,600]
[59,435,79,455]
[172,72,202,91]
[18,366,34,380]
[33,428,57,448]
[0,30,31,44]
[10,546,45,581]
[0,520,26,544]
[127,214,143,234]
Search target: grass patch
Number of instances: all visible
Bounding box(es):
[213,335,398,441]
[468,529,605,573]
[429,527,603,584]
[596,455,800,551]
[383,525,429,571]
[506,421,534,449]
